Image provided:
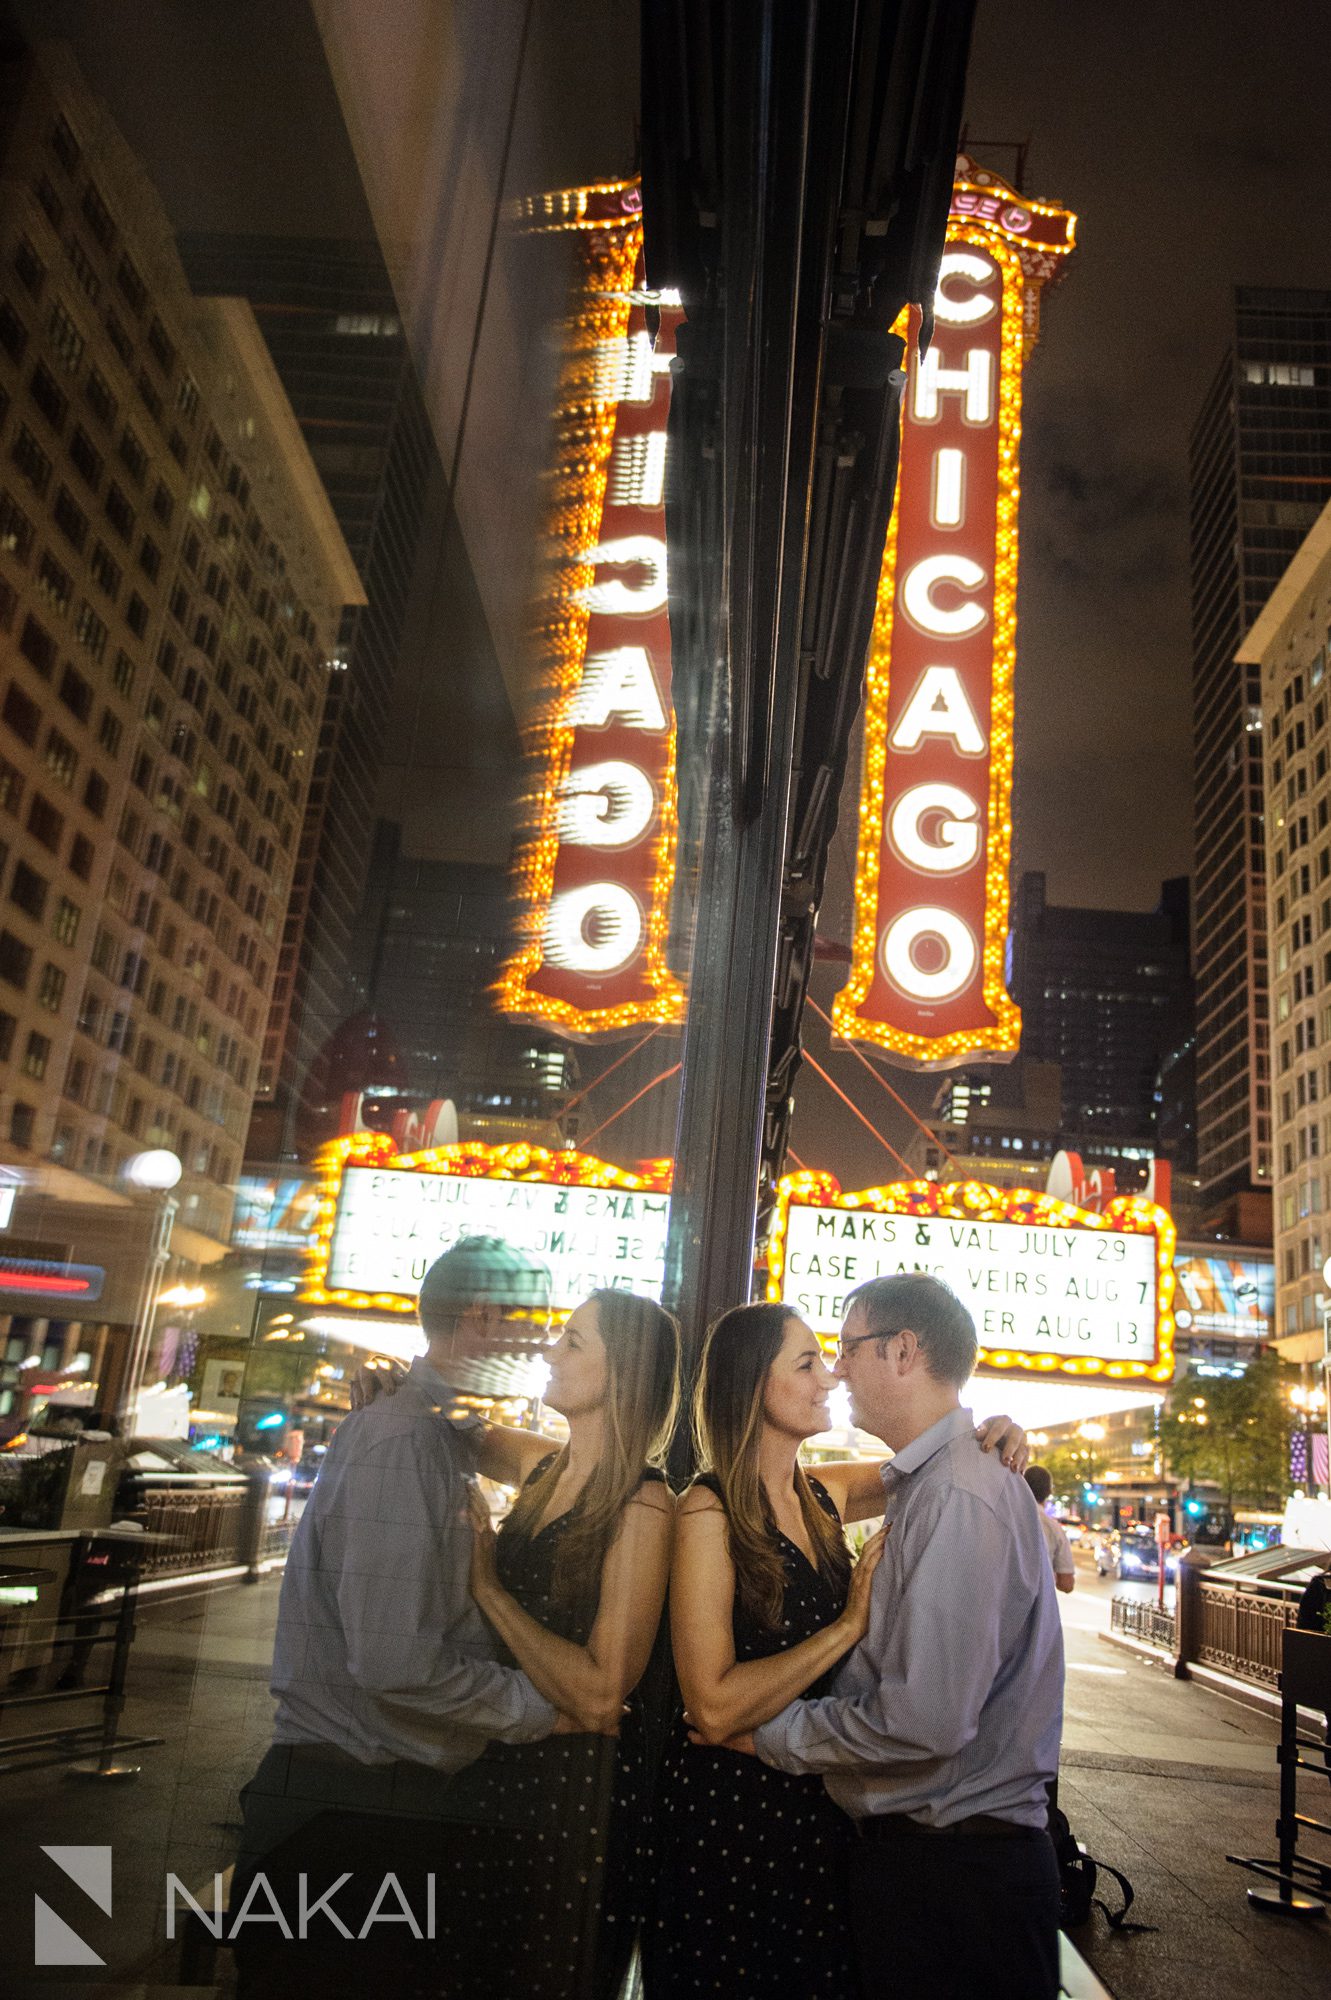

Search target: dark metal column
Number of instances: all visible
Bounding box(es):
[642,0,977,1383]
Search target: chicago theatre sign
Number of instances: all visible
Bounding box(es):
[500,166,1073,1056]
[832,162,1075,1066]
[497,181,685,1036]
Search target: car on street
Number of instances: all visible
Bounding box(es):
[1095,1525,1185,1581]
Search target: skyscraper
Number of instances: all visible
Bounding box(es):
[1237,496,1331,1362]
[1009,871,1192,1144]
[1190,287,1331,1207]
[176,235,441,1160]
[0,43,360,1414]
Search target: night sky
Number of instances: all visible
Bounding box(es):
[962,0,1331,909]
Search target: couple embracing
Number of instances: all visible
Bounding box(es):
[233,1241,1062,2000]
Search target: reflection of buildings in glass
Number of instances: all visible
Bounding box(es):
[348,820,574,1148]
[1191,288,1331,1209]
[0,46,359,1416]
[175,236,444,1162]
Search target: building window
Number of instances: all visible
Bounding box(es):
[104,482,134,541]
[11,422,53,497]
[26,794,63,853]
[68,832,94,881]
[146,316,176,378]
[13,237,45,301]
[0,489,35,563]
[0,296,27,365]
[48,300,85,375]
[52,895,80,946]
[89,541,121,601]
[53,484,89,551]
[9,857,48,918]
[3,680,41,745]
[69,424,103,490]
[0,928,33,989]
[66,236,99,305]
[72,601,107,662]
[48,111,81,172]
[10,1101,36,1148]
[36,549,73,616]
[22,1029,50,1081]
[118,427,148,486]
[76,173,113,244]
[43,728,77,789]
[29,361,69,431]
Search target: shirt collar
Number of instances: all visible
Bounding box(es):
[406,1354,483,1432]
[882,1404,974,1485]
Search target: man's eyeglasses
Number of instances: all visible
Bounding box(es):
[835,1326,903,1363]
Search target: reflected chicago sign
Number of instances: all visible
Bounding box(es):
[833,164,1075,1067]
[768,1172,1175,1382]
[498,182,685,1035]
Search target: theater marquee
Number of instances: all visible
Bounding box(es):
[497,181,685,1036]
[305,1134,672,1315]
[833,163,1075,1067]
[768,1173,1174,1382]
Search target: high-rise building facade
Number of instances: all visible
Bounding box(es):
[1238,496,1331,1363]
[0,45,360,1248]
[175,234,439,1160]
[351,822,575,1147]
[1009,871,1192,1144]
[1190,288,1331,1205]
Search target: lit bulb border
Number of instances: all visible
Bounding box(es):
[496,182,685,1037]
[765,1171,1177,1383]
[302,1131,673,1316]
[831,221,1031,1066]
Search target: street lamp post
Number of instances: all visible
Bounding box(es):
[119,1150,183,1431]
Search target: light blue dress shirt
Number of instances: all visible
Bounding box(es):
[270,1354,556,1770]
[755,1405,1063,1828]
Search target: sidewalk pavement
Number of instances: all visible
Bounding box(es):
[1058,1580,1329,1999]
[0,1570,1328,1996]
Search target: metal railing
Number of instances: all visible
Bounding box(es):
[1194,1579,1299,1691]
[1110,1595,1176,1651]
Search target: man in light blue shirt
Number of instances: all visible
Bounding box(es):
[753,1273,1064,2000]
[233,1238,559,1991]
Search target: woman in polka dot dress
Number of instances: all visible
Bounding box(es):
[462,1288,679,1999]
[638,1303,881,1995]
[642,1302,1026,1998]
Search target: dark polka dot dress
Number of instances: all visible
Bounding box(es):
[641,1475,862,1999]
[455,1458,662,2000]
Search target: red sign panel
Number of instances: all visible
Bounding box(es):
[834,180,1074,1068]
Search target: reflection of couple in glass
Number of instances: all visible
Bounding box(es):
[234,1237,1063,2000]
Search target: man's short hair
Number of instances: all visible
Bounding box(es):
[842,1272,977,1387]
[417,1236,552,1337]
[1024,1464,1053,1506]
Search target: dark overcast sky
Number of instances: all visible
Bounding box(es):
[963,0,1331,911]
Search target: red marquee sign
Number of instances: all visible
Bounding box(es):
[833,165,1075,1067]
[498,183,685,1036]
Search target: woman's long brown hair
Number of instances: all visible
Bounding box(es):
[693,1302,850,1631]
[501,1288,680,1623]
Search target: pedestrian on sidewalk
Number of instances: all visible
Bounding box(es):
[1025,1463,1077,1592]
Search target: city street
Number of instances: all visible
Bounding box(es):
[1055,1558,1328,1999]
